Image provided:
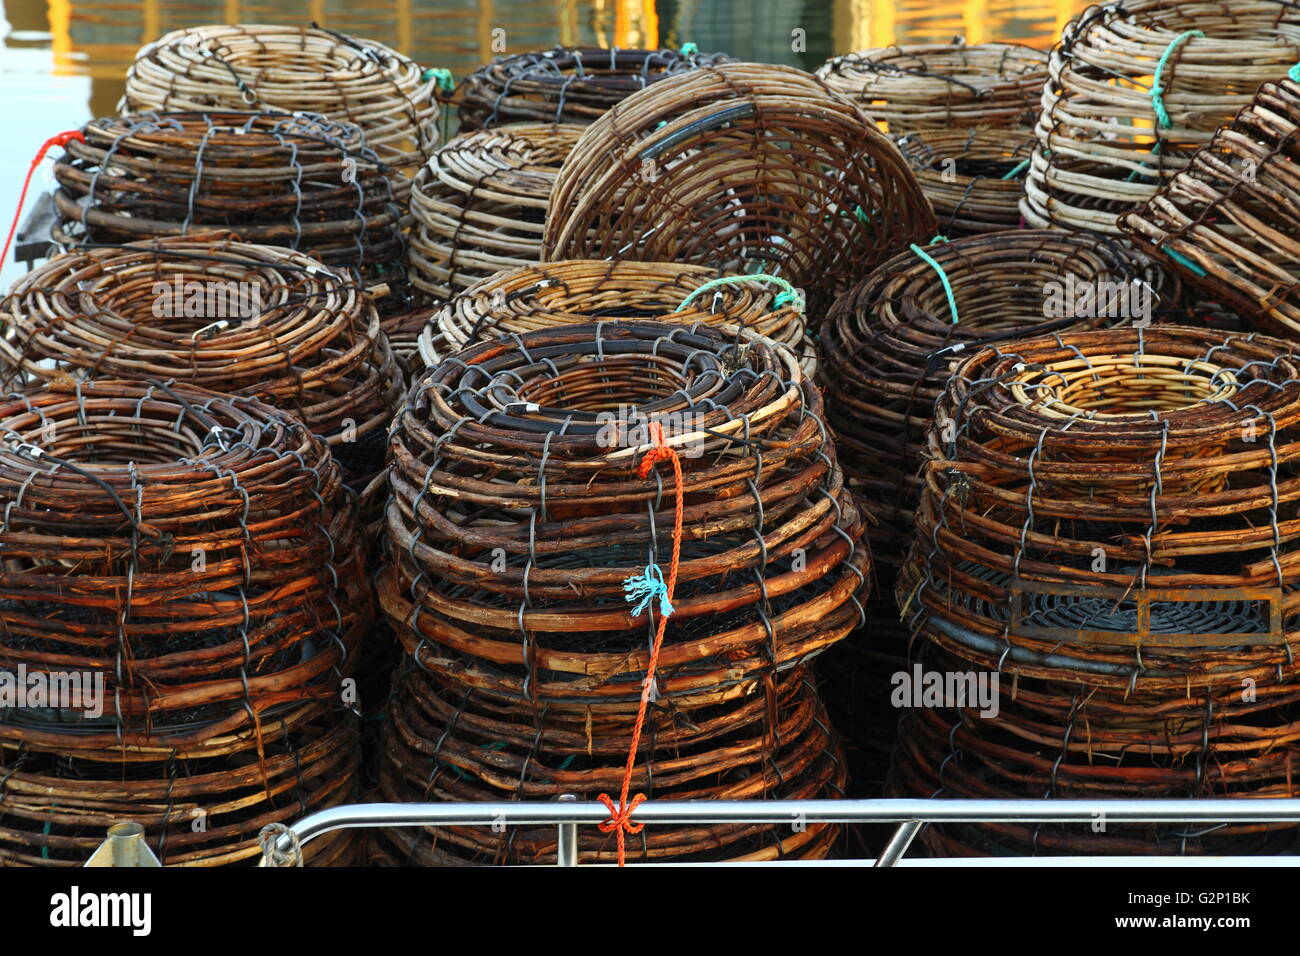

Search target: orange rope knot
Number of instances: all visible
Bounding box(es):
[637,424,676,477]
[597,792,647,836]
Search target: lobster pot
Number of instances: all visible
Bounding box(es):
[120,24,438,192]
[453,45,735,130]
[376,321,870,864]
[0,236,402,529]
[896,129,1035,237]
[542,63,935,314]
[419,259,816,373]
[890,327,1300,856]
[408,124,583,302]
[0,382,367,865]
[372,665,845,865]
[53,112,410,304]
[1122,75,1300,337]
[817,229,1179,580]
[815,41,1047,132]
[1022,0,1300,235]
[381,306,439,388]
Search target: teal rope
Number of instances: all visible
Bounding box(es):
[674,273,805,314]
[909,239,959,325]
[41,804,58,860]
[1290,62,1300,82]
[1001,158,1030,180]
[423,67,455,93]
[624,564,673,618]
[1151,31,1203,129]
[1161,245,1208,277]
[680,41,699,56]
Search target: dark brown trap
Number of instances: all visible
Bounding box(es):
[0,380,368,865]
[52,111,410,301]
[452,45,735,130]
[0,235,403,526]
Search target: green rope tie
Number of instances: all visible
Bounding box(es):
[1290,62,1300,82]
[1161,244,1208,277]
[909,237,959,324]
[1151,31,1203,129]
[1001,158,1030,180]
[41,804,58,860]
[423,67,455,93]
[674,273,805,314]
[680,41,699,56]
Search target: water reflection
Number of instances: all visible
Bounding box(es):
[12,0,1087,115]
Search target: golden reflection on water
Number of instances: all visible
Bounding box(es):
[8,0,1090,116]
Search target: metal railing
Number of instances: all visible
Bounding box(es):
[257,797,1300,867]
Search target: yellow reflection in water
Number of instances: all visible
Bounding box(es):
[13,0,1091,116]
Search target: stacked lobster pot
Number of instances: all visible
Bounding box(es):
[1023,0,1300,235]
[816,41,1044,242]
[542,63,935,315]
[891,327,1300,855]
[815,230,1181,795]
[1122,71,1300,337]
[417,259,816,374]
[0,236,402,532]
[407,124,584,305]
[895,129,1036,238]
[375,320,869,864]
[815,40,1049,133]
[0,381,367,865]
[452,45,735,130]
[52,111,412,314]
[121,24,438,192]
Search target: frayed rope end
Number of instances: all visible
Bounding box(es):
[624,564,674,618]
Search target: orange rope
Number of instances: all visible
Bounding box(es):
[1,130,84,271]
[599,421,683,867]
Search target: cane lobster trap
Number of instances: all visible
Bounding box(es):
[890,327,1300,856]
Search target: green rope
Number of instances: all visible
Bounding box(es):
[1291,62,1300,82]
[909,241,959,324]
[423,67,455,93]
[41,804,58,860]
[1151,31,1203,129]
[1161,245,1208,277]
[1001,158,1030,180]
[674,274,805,314]
[680,41,699,56]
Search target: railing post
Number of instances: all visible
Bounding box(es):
[874,820,923,868]
[556,793,578,867]
[84,822,162,867]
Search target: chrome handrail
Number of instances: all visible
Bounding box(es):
[259,797,1300,867]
